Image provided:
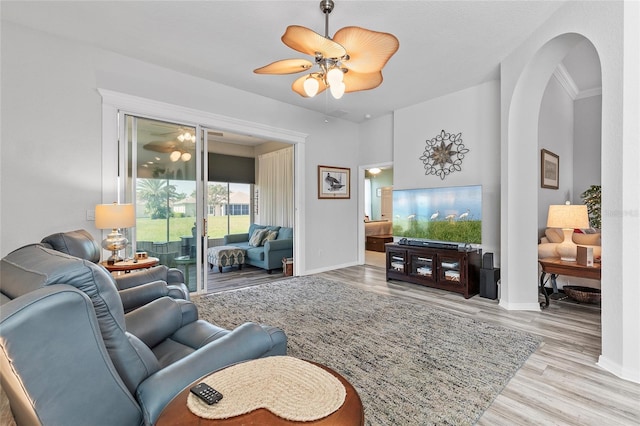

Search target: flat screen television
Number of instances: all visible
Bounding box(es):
[392,185,482,244]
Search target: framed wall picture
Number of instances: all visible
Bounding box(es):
[541,149,559,189]
[318,165,350,199]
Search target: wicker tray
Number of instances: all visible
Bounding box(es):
[563,286,601,304]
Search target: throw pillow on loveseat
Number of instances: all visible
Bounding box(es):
[538,228,601,259]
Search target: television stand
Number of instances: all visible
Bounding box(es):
[385,243,481,298]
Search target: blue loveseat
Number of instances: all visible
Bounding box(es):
[224,224,293,273]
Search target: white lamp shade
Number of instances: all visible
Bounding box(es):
[95,203,135,229]
[170,151,181,162]
[546,204,589,229]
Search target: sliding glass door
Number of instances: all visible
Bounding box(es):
[120,114,293,292]
[122,115,202,292]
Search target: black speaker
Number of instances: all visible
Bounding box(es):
[479,268,500,300]
[482,252,494,269]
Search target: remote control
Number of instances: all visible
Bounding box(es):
[190,383,223,405]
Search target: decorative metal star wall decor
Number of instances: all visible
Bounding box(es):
[419,130,469,180]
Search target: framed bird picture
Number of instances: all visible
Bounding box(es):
[318,165,350,199]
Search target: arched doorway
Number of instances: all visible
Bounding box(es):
[501,33,594,310]
[501,1,640,386]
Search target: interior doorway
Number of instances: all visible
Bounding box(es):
[361,164,393,268]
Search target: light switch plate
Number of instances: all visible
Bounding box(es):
[86,209,95,221]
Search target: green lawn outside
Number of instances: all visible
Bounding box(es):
[393,220,482,244]
[136,215,250,242]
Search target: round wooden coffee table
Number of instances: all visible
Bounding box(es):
[156,361,364,425]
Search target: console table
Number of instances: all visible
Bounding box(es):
[538,257,601,308]
[386,243,481,298]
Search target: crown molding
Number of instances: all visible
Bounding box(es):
[553,63,579,100]
[575,86,602,100]
[554,63,602,100]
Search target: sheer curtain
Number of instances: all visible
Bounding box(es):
[257,146,294,227]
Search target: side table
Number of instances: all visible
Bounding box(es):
[101,257,159,274]
[538,257,601,308]
[174,255,196,292]
[156,361,364,425]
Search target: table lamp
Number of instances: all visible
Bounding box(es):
[546,202,590,261]
[95,203,135,264]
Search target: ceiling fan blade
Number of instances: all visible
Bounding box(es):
[254,58,314,75]
[333,26,399,73]
[282,25,346,58]
[292,74,327,98]
[343,70,383,93]
[143,141,177,153]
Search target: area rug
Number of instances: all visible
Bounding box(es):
[194,276,541,425]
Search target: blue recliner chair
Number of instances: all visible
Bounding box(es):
[41,229,190,312]
[0,243,287,425]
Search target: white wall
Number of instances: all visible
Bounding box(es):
[358,114,394,166]
[573,95,602,205]
[0,22,361,275]
[501,0,639,382]
[537,75,575,235]
[393,80,501,261]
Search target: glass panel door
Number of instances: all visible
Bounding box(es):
[387,248,406,274]
[408,252,435,282]
[123,115,200,292]
[438,254,463,287]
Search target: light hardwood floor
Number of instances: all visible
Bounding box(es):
[319,263,640,425]
[4,254,633,425]
[207,251,640,425]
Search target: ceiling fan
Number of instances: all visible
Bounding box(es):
[254,0,399,99]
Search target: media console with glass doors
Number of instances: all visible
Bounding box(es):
[385,242,482,298]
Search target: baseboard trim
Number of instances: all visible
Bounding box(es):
[498,299,541,311]
[303,261,359,276]
[598,355,640,384]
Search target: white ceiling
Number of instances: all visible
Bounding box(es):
[2,0,602,126]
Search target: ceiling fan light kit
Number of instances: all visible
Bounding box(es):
[254,0,398,100]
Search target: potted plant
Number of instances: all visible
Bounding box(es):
[580,185,601,229]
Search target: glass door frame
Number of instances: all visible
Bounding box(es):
[119,112,207,293]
